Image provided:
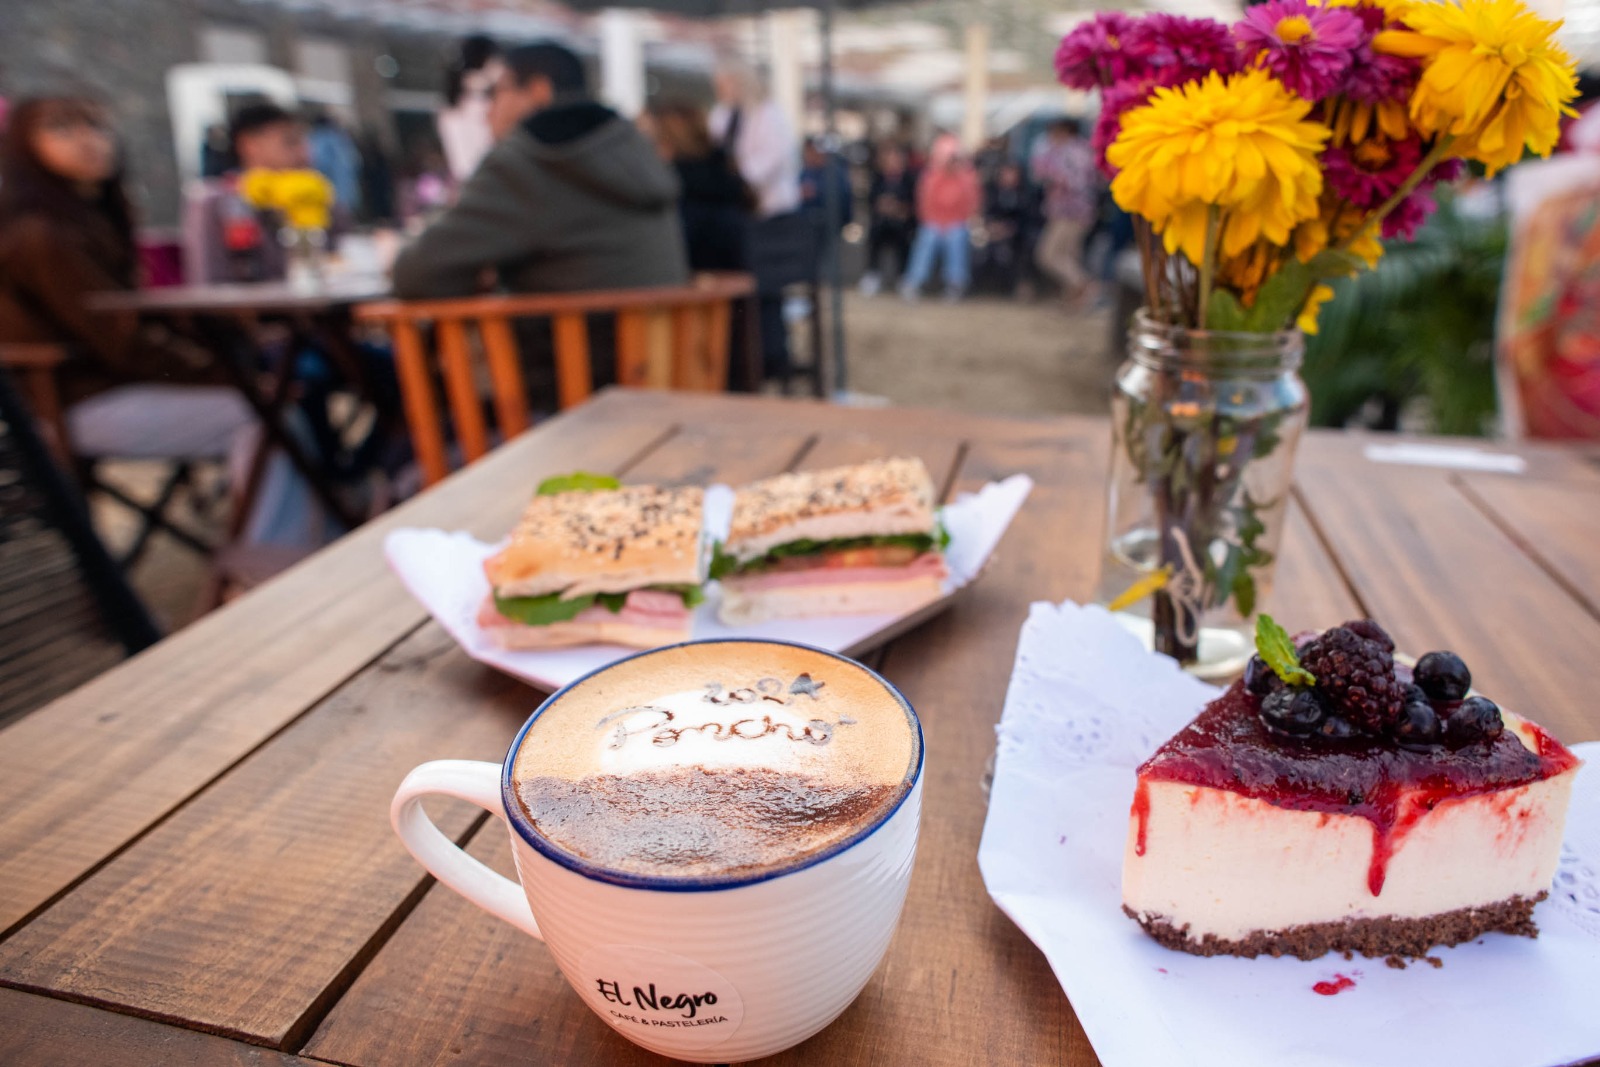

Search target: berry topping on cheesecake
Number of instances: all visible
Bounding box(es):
[1123,617,1582,961]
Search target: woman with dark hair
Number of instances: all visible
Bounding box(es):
[437,35,501,182]
[0,96,202,399]
[649,101,749,272]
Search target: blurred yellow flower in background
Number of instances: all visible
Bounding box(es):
[1296,284,1337,333]
[239,168,335,231]
[1108,68,1331,265]
[1376,0,1578,173]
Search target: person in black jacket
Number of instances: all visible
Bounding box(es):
[648,102,749,272]
[859,142,916,296]
[981,160,1043,298]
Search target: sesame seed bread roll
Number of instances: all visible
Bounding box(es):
[726,458,937,562]
[484,484,705,599]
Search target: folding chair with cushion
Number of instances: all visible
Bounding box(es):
[1,344,255,568]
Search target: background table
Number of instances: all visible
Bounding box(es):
[89,276,392,535]
[3,389,1598,1066]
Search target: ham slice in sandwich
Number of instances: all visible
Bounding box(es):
[713,458,949,625]
[479,481,705,649]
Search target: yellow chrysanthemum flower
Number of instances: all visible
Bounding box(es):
[1376,0,1578,174]
[1108,68,1331,264]
[1296,284,1337,333]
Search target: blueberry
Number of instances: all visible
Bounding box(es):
[1392,700,1442,746]
[1447,695,1503,746]
[1317,714,1359,741]
[1404,683,1429,706]
[1415,651,1471,702]
[1244,655,1281,696]
[1260,687,1324,736]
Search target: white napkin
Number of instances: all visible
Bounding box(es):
[384,475,1033,692]
[978,601,1600,1067]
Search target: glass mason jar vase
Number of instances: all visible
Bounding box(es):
[1096,310,1310,678]
[280,226,328,291]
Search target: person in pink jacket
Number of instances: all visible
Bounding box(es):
[899,134,981,302]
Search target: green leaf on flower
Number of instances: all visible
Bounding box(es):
[1205,289,1250,332]
[1243,249,1368,334]
[535,472,621,496]
[1255,613,1316,686]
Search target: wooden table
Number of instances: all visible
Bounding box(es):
[89,275,393,535]
[3,389,1598,1066]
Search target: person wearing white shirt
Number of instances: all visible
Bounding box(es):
[708,60,803,382]
[437,36,501,183]
[708,63,800,219]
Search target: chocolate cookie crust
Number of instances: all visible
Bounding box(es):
[1125,893,1545,962]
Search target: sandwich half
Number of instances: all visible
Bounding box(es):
[478,483,705,649]
[713,457,949,625]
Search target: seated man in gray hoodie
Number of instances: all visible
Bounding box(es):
[392,42,688,299]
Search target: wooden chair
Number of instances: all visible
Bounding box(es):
[354,272,757,487]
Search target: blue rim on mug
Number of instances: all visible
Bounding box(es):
[499,638,925,892]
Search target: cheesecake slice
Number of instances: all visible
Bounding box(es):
[1122,619,1582,961]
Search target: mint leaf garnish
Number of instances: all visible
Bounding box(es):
[1256,614,1316,686]
[535,471,621,496]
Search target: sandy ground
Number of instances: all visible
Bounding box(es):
[95,294,1117,641]
[841,293,1116,416]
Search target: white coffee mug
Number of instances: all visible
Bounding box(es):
[391,641,923,1062]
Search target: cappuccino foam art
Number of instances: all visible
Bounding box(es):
[511,640,921,882]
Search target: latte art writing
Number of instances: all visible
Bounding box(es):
[510,642,918,879]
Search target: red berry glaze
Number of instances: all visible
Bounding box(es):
[1135,680,1580,896]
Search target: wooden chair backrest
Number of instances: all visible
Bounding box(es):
[355,272,755,487]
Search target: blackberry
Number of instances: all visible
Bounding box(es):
[1343,619,1395,653]
[1300,625,1405,734]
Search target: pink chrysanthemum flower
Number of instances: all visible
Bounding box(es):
[1055,12,1141,89]
[1236,0,1363,101]
[1092,79,1156,177]
[1127,14,1239,88]
[1325,135,1423,208]
[1382,158,1466,238]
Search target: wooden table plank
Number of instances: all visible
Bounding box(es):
[0,988,314,1066]
[0,423,817,1049]
[302,416,981,1065]
[1457,474,1600,621]
[0,624,541,1047]
[0,403,670,936]
[1296,439,1600,744]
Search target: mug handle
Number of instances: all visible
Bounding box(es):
[391,759,543,939]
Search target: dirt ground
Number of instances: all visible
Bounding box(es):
[101,294,1117,638]
[840,293,1116,416]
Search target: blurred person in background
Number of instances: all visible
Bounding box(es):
[982,160,1042,299]
[437,35,501,183]
[392,41,685,299]
[859,142,916,296]
[308,108,363,219]
[182,102,310,284]
[798,136,852,256]
[709,58,806,381]
[708,60,799,220]
[1031,117,1097,305]
[650,101,749,272]
[0,96,214,401]
[899,134,980,303]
